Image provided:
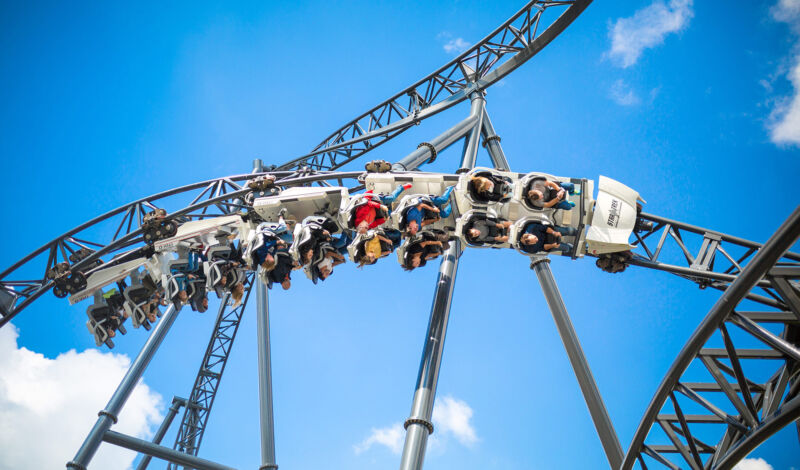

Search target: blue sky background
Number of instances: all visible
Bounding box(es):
[1,1,799,469]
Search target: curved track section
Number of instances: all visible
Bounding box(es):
[277,0,592,172]
[0,170,362,327]
[622,206,800,470]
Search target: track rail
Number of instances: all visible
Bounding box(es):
[628,212,800,308]
[621,206,800,470]
[0,171,362,327]
[277,0,592,172]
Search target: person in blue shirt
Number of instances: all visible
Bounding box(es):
[519,222,576,254]
[404,185,456,236]
[170,249,204,303]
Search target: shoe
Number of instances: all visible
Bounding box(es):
[569,201,576,207]
[402,183,413,190]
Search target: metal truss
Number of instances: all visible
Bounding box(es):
[621,206,800,470]
[0,171,362,327]
[629,212,800,307]
[168,272,256,467]
[277,0,592,172]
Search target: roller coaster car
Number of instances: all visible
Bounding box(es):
[86,293,127,349]
[391,195,448,233]
[68,256,148,306]
[396,230,448,268]
[347,229,395,264]
[153,214,243,252]
[189,285,209,313]
[304,241,340,284]
[266,249,294,289]
[253,186,347,224]
[338,192,389,230]
[585,176,643,256]
[204,245,239,293]
[364,172,459,208]
[141,209,179,244]
[289,216,338,265]
[453,167,514,211]
[123,270,161,330]
[456,209,511,248]
[162,257,201,305]
[510,217,576,257]
[46,262,88,299]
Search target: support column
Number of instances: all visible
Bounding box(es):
[67,304,181,469]
[458,92,486,172]
[256,272,277,470]
[531,258,623,469]
[480,112,509,171]
[136,397,187,470]
[398,90,482,470]
[398,239,461,470]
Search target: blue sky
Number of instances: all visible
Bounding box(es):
[1,1,799,469]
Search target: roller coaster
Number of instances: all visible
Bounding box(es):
[1,1,798,469]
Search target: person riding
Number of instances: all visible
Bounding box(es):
[526,177,577,210]
[353,184,413,234]
[465,215,512,245]
[294,215,335,266]
[356,230,396,267]
[171,248,204,304]
[314,245,346,281]
[402,232,449,271]
[469,174,510,202]
[403,186,455,236]
[266,247,297,290]
[247,216,292,271]
[518,222,577,254]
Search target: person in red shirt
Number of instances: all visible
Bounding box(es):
[354,184,412,234]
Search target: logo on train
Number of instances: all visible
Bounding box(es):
[607,198,621,228]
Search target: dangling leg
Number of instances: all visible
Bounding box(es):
[558,182,576,194]
[431,185,455,217]
[556,200,575,210]
[379,183,412,206]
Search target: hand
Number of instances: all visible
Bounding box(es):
[554,232,561,238]
[433,207,440,213]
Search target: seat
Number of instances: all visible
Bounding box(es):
[340,193,385,230]
[393,195,440,231]
[123,271,158,330]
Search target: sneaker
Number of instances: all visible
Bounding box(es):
[569,201,576,207]
[402,183,413,190]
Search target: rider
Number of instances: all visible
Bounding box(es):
[354,184,413,234]
[526,178,577,210]
[465,216,512,244]
[518,222,577,254]
[404,186,456,236]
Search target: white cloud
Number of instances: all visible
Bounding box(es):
[354,395,477,455]
[353,422,404,455]
[433,396,477,446]
[767,0,800,145]
[0,324,164,470]
[734,457,774,470]
[609,79,641,106]
[607,0,694,68]
[443,37,470,54]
